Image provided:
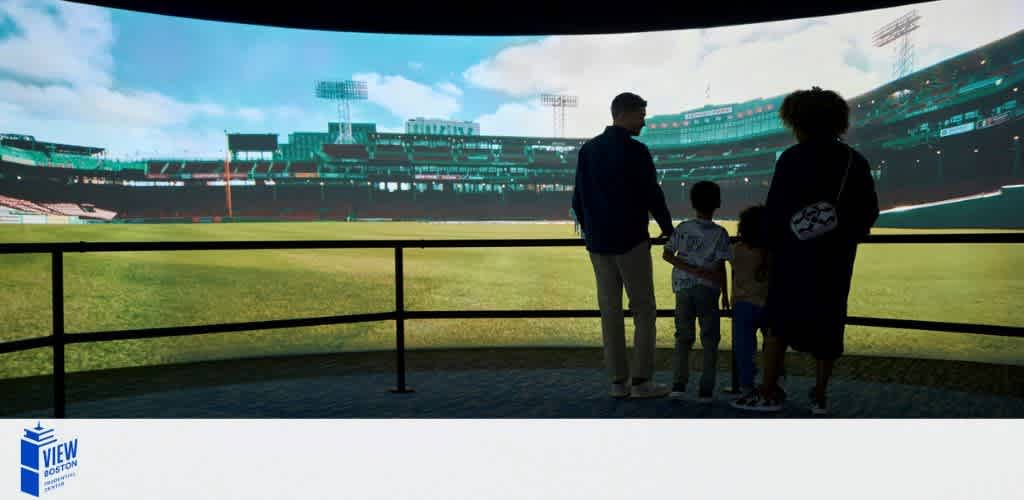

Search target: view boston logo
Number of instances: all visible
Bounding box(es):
[20,422,79,497]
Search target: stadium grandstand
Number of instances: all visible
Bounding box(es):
[0,194,116,223]
[1,29,1023,225]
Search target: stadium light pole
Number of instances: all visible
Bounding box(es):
[315,80,368,144]
[541,94,578,138]
[873,10,922,82]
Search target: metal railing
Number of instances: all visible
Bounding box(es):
[1,232,1022,418]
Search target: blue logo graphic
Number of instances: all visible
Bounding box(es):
[20,422,79,497]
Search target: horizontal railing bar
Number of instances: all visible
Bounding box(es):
[0,239,577,253]
[2,310,1020,356]
[0,232,1021,254]
[63,312,396,344]
[862,233,1024,244]
[406,310,1024,337]
[408,309,605,319]
[844,315,1024,337]
[0,336,52,355]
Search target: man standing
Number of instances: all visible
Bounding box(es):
[572,92,674,398]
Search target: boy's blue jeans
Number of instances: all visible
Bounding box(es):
[731,301,767,389]
[673,285,720,395]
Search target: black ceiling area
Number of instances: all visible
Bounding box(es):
[70,0,924,36]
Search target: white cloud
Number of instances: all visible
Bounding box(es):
[692,23,885,105]
[0,82,230,159]
[353,72,460,120]
[0,80,225,127]
[1,108,228,159]
[700,17,821,48]
[464,31,705,137]
[265,106,313,125]
[475,100,551,137]
[0,0,296,158]
[464,31,704,100]
[237,107,266,122]
[108,127,226,159]
[437,82,463,96]
[466,0,1024,137]
[0,0,113,87]
[2,0,1022,155]
[821,0,1024,72]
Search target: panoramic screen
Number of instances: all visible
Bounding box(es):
[0,0,1022,225]
[0,0,1021,381]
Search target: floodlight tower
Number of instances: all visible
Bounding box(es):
[315,80,368,144]
[873,10,922,81]
[541,94,578,138]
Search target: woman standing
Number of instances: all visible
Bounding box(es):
[732,87,879,415]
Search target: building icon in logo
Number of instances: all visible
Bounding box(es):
[20,422,57,497]
[20,422,78,497]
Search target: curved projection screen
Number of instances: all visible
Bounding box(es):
[0,0,1022,226]
[0,0,1022,378]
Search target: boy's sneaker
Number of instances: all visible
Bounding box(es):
[730,387,786,412]
[609,381,630,399]
[723,386,756,401]
[669,383,688,400]
[697,390,714,404]
[630,381,671,399]
[808,387,829,416]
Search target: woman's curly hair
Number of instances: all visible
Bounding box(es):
[779,86,850,139]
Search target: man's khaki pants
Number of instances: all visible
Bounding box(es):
[588,241,658,383]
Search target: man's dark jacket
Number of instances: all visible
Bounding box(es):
[572,125,674,254]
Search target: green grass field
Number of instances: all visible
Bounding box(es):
[1,221,1022,378]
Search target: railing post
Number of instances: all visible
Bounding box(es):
[391,246,414,393]
[52,251,65,418]
[730,345,740,394]
[723,309,740,395]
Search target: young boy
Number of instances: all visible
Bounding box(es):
[662,181,732,402]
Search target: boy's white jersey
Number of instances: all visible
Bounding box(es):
[664,218,732,292]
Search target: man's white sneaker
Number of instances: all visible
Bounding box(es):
[610,382,630,398]
[810,401,829,416]
[630,381,671,399]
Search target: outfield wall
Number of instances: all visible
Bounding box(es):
[875,185,1024,229]
[0,211,86,225]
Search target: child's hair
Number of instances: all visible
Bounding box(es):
[738,204,771,282]
[738,205,768,248]
[689,181,721,214]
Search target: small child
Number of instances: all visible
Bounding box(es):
[662,181,732,402]
[729,205,771,396]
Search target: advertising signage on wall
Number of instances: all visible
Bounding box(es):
[684,107,734,120]
[939,122,976,137]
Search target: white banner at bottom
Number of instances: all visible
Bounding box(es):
[0,420,1019,500]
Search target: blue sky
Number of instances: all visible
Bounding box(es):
[1,0,1022,158]
[108,11,537,129]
